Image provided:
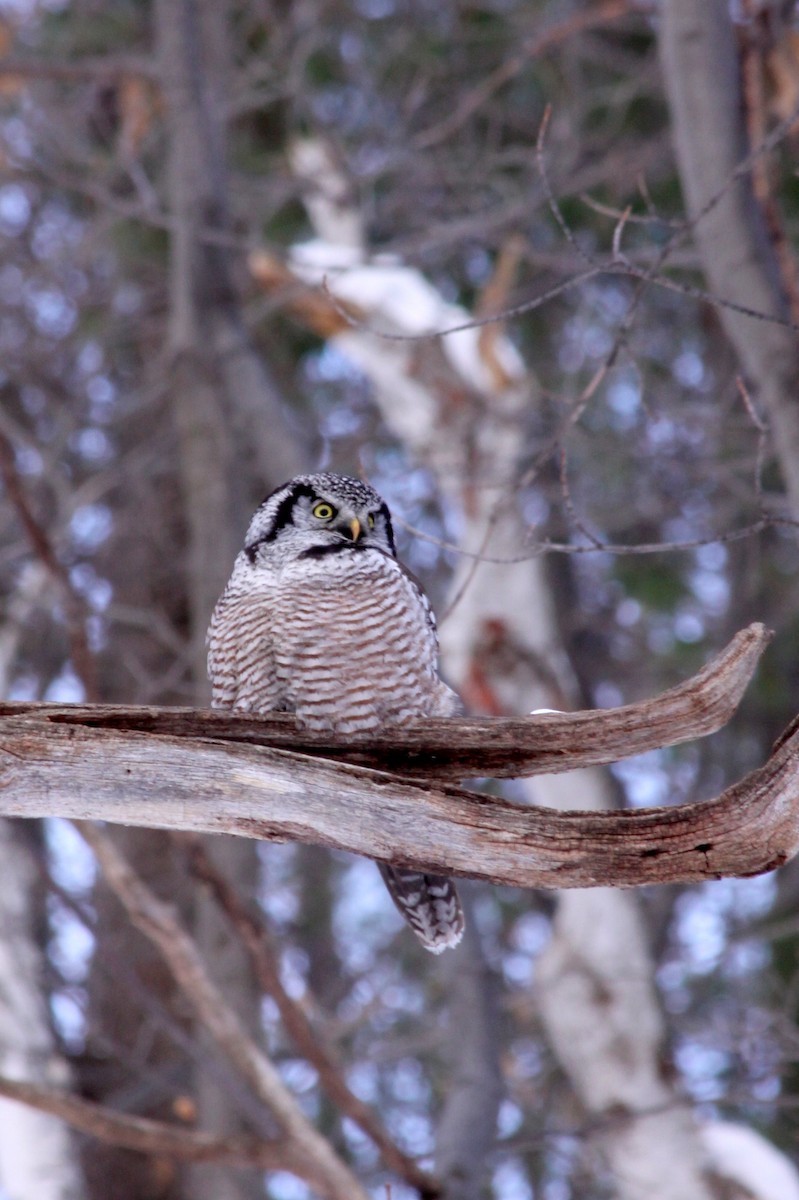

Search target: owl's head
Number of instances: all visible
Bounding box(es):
[243,473,397,568]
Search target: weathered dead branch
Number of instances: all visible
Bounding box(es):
[0,623,796,890]
[0,622,770,778]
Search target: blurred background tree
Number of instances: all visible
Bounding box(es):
[1,0,799,1197]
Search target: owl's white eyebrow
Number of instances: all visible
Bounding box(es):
[257,482,318,546]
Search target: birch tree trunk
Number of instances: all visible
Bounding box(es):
[0,823,84,1200]
[287,145,716,1198]
[433,376,714,1200]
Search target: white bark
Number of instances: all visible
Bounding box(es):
[700,1121,799,1200]
[538,888,711,1200]
[286,142,716,1198]
[0,823,83,1200]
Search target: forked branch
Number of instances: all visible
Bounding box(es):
[0,622,770,778]
[0,624,796,889]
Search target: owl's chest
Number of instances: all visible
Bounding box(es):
[270,554,438,730]
[275,555,428,661]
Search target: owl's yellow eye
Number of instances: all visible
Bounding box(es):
[312,502,336,520]
[367,514,375,528]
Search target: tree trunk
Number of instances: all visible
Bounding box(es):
[0,822,84,1200]
[155,4,308,1197]
[156,3,275,1197]
[659,0,799,517]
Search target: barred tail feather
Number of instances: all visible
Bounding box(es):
[378,864,465,953]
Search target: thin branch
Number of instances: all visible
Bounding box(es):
[736,375,769,510]
[558,446,603,549]
[0,54,158,82]
[0,1074,292,1170]
[0,429,98,699]
[77,824,369,1200]
[310,248,799,344]
[394,512,796,565]
[413,0,637,151]
[580,193,682,229]
[181,836,441,1200]
[612,205,633,262]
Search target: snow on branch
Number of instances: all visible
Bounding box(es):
[0,624,794,890]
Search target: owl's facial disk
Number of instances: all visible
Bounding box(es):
[297,492,387,551]
[243,474,396,567]
[309,498,366,544]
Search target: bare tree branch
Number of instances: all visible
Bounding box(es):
[0,1075,293,1171]
[77,824,369,1200]
[0,625,794,890]
[0,622,769,779]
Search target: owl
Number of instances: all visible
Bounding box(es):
[207,472,465,954]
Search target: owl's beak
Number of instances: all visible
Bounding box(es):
[335,516,363,542]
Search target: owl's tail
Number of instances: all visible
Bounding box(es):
[378,864,465,953]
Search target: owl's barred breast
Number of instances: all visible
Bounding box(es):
[275,551,440,734]
[211,547,452,735]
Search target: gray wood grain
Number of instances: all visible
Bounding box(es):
[0,625,795,890]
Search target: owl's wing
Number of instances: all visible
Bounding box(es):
[432,679,463,717]
[397,560,463,717]
[397,560,440,644]
[207,580,280,712]
[206,588,240,709]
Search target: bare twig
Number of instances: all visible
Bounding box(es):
[77,824,369,1200]
[414,0,635,151]
[736,376,769,509]
[181,836,441,1199]
[558,446,603,549]
[0,54,158,83]
[0,1074,293,1171]
[394,513,797,565]
[612,205,633,262]
[0,429,98,700]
